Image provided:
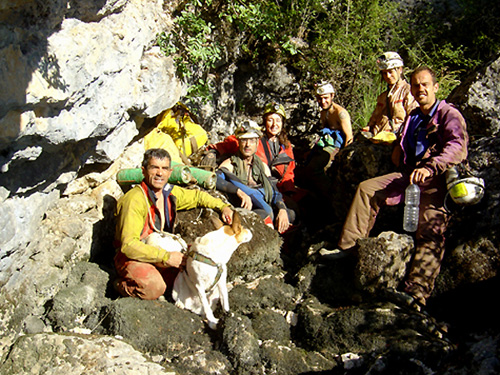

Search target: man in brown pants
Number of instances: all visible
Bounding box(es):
[324,66,468,306]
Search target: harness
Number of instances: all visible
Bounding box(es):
[185,246,223,293]
[140,182,175,234]
[261,137,290,184]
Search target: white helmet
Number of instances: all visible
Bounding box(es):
[376,52,404,70]
[444,166,485,211]
[447,177,485,206]
[315,81,335,96]
[234,120,262,139]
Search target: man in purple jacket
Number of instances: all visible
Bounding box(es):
[323,66,468,307]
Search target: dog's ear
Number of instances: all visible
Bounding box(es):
[231,211,242,235]
[210,215,224,230]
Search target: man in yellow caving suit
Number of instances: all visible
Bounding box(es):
[114,148,234,300]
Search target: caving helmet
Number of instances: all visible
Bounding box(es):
[234,120,262,139]
[376,52,404,70]
[315,81,335,96]
[445,166,485,208]
[263,102,286,119]
[447,177,485,205]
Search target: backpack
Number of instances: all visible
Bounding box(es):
[155,103,208,160]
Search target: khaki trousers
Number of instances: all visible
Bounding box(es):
[338,172,449,301]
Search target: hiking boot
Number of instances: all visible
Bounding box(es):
[199,149,217,170]
[383,287,425,312]
[403,281,428,306]
[319,247,352,261]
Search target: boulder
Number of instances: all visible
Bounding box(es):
[45,262,112,332]
[355,232,415,294]
[448,54,500,137]
[0,332,175,375]
[294,295,452,370]
[222,313,261,375]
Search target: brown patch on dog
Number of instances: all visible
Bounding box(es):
[210,215,224,230]
[223,226,234,236]
[222,211,247,242]
[232,212,251,244]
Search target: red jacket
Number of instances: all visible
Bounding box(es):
[209,135,296,194]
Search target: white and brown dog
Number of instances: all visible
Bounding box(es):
[172,211,252,329]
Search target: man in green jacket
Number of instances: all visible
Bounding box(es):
[114,148,234,300]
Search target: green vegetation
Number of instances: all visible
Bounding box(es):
[157,2,222,103]
[158,0,500,128]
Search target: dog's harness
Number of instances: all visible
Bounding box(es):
[185,246,223,293]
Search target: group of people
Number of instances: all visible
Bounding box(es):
[113,51,469,309]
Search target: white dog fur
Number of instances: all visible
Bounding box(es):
[172,211,252,329]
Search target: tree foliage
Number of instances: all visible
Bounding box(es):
[158,0,500,127]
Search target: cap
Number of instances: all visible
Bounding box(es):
[264,102,286,119]
[376,52,404,70]
[234,120,262,139]
[315,81,335,96]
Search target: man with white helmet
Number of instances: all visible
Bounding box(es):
[298,81,353,209]
[215,120,294,234]
[364,52,417,138]
[315,82,353,148]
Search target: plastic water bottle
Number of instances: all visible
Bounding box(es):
[403,183,420,232]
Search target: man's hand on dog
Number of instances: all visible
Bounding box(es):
[221,206,234,225]
[164,251,187,269]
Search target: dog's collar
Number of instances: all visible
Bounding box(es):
[185,248,223,293]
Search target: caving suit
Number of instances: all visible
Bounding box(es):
[209,135,298,196]
[216,154,295,226]
[338,100,468,303]
[114,181,230,300]
[367,79,417,136]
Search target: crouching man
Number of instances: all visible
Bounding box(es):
[114,148,234,300]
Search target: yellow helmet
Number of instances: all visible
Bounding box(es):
[447,177,485,205]
[264,102,286,119]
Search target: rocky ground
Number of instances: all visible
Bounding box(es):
[1,133,499,374]
[0,1,499,373]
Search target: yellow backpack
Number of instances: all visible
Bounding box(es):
[155,103,208,159]
[143,127,183,164]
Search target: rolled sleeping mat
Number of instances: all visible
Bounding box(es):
[116,165,193,186]
[116,168,143,185]
[171,161,217,190]
[170,165,193,185]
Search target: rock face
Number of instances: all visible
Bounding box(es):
[448,54,500,138]
[0,0,183,197]
[0,1,499,374]
[0,0,183,363]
